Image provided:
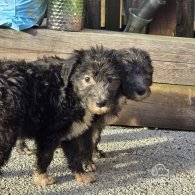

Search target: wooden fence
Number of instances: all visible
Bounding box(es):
[85,0,194,37]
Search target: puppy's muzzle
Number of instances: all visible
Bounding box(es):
[88,98,110,115]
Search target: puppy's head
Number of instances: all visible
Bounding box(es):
[70,46,121,115]
[117,48,153,101]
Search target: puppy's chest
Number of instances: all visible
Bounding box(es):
[62,110,93,140]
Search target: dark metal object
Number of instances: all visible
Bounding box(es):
[124,0,166,33]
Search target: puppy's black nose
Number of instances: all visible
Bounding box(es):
[136,89,146,96]
[96,100,107,108]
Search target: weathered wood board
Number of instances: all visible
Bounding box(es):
[84,0,101,29]
[148,0,194,37]
[110,83,195,130]
[0,28,194,86]
[105,0,121,31]
[0,28,194,130]
[123,0,194,37]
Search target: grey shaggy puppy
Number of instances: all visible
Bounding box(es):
[0,46,122,185]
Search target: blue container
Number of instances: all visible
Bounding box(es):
[0,0,47,31]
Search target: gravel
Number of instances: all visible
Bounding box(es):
[1,126,195,195]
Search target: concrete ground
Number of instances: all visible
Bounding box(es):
[1,126,195,195]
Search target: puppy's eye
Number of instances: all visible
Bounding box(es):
[85,76,91,82]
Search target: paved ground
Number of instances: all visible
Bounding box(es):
[1,126,195,195]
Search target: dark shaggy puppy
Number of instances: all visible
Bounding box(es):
[56,47,153,173]
[15,47,153,174]
[0,46,122,185]
[117,48,153,101]
[90,48,153,161]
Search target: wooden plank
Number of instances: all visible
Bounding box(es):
[101,0,106,28]
[148,0,194,37]
[0,28,195,86]
[120,0,122,29]
[0,28,194,130]
[109,83,195,130]
[84,0,101,29]
[175,0,194,37]
[105,0,121,31]
[148,0,176,36]
[194,2,195,33]
[194,21,195,31]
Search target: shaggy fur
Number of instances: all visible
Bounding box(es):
[0,46,122,185]
[54,47,153,172]
[15,47,153,174]
[90,48,153,160]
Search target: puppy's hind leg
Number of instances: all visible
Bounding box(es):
[0,127,17,170]
[33,138,58,186]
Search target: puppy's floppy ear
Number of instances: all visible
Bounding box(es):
[115,48,133,68]
[114,49,135,96]
[73,49,86,64]
[61,49,85,88]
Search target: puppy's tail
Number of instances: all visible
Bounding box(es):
[0,127,17,168]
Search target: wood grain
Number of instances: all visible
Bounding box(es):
[148,0,194,37]
[0,28,194,85]
[109,83,195,130]
[175,0,194,37]
[101,0,106,28]
[84,0,101,29]
[0,28,195,130]
[105,0,121,31]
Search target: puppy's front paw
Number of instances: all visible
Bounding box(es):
[33,173,56,186]
[74,172,96,184]
[82,162,97,172]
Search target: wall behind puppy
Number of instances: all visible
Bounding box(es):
[0,21,195,131]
